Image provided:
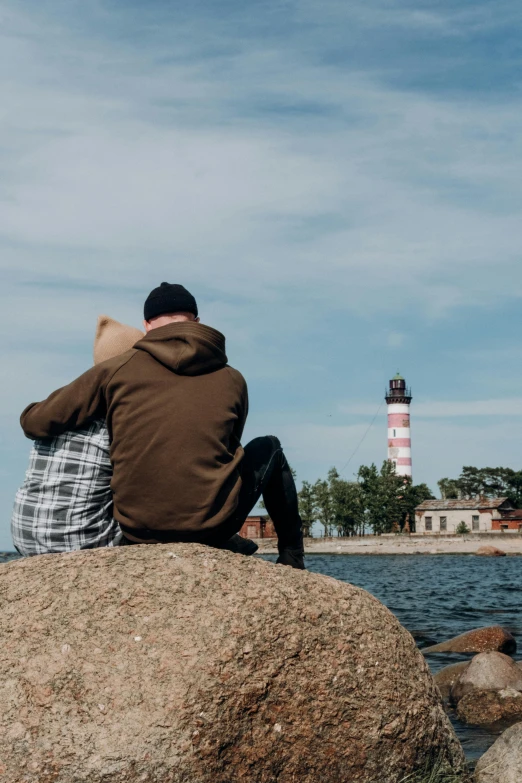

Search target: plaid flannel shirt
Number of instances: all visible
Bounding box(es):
[11,419,123,556]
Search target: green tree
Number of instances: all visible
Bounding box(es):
[457,466,484,498]
[344,481,366,536]
[438,478,460,500]
[456,521,470,535]
[313,478,334,537]
[506,470,522,507]
[356,461,434,535]
[475,466,522,505]
[357,463,389,534]
[399,480,435,532]
[376,460,405,534]
[438,466,522,506]
[298,480,315,538]
[327,468,364,536]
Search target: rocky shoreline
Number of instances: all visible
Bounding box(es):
[429,627,522,782]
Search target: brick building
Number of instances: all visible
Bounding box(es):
[239,516,277,539]
[415,497,522,534]
[494,509,522,531]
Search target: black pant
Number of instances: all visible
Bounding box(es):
[213,435,303,551]
[120,436,303,551]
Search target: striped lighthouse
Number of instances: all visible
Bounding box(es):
[385,372,412,478]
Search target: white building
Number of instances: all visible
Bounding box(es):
[415,497,522,534]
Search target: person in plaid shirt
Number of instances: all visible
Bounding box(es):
[11,317,143,556]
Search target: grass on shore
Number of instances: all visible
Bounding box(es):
[400,774,468,783]
[399,755,471,783]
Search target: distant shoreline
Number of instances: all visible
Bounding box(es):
[256,535,522,556]
[2,535,522,560]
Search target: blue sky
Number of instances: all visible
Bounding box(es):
[1,0,522,549]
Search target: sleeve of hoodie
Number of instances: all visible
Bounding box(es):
[229,368,248,443]
[20,361,115,440]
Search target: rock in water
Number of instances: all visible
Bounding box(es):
[0,545,465,783]
[434,662,470,702]
[423,626,516,655]
[456,689,522,727]
[475,722,522,783]
[475,546,507,557]
[451,652,522,705]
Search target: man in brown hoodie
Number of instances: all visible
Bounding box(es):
[21,283,304,569]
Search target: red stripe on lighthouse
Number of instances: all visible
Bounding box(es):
[397,458,412,466]
[388,414,410,427]
[388,439,411,448]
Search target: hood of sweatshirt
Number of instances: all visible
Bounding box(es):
[134,322,228,376]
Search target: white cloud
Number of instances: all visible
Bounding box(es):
[342,398,522,418]
[1,2,522,316]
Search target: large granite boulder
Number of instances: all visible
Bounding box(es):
[423,626,516,655]
[451,652,522,705]
[0,545,465,783]
[475,722,522,783]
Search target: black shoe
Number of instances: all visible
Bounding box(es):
[276,547,305,570]
[221,534,259,556]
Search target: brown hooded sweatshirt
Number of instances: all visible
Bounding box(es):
[20,322,248,536]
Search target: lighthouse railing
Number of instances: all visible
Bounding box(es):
[385,387,412,399]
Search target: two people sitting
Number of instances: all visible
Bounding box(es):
[12,283,305,569]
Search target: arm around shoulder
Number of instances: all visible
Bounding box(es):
[20,362,113,440]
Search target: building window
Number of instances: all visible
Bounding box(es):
[425,517,432,531]
[472,515,479,532]
[393,429,396,437]
[440,517,447,532]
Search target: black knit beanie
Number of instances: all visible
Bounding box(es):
[144,283,198,321]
